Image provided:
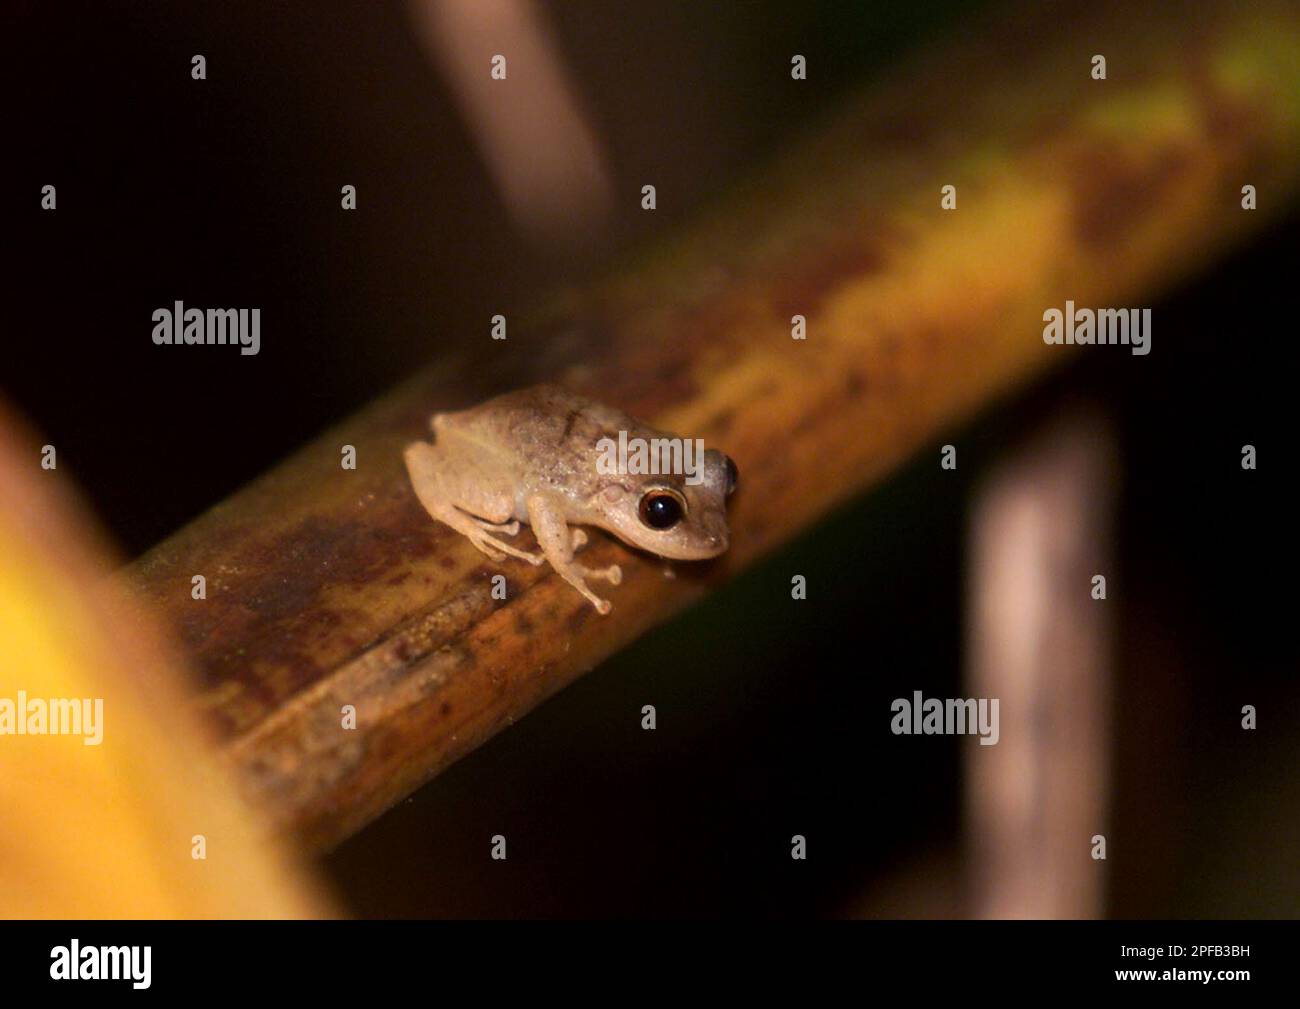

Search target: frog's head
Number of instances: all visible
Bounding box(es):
[592,449,737,560]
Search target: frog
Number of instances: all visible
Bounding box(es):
[403,384,738,613]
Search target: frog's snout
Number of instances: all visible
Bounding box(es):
[702,509,730,554]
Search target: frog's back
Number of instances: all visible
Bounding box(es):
[434,384,643,479]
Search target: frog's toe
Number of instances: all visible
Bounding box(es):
[471,531,543,565]
[469,538,507,563]
[473,517,520,536]
[580,563,621,585]
[570,528,589,551]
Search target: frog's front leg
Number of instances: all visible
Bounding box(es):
[404,442,543,566]
[526,493,622,614]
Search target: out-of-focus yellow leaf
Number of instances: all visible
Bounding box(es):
[0,405,333,918]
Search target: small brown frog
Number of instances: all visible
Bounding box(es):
[404,385,737,613]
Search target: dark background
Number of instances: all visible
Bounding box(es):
[6,1,1296,917]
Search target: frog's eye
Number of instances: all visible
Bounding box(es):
[639,489,685,530]
[723,455,738,496]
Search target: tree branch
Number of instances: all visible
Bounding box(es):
[122,0,1300,852]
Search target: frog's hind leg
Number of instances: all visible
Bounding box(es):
[403,442,542,566]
